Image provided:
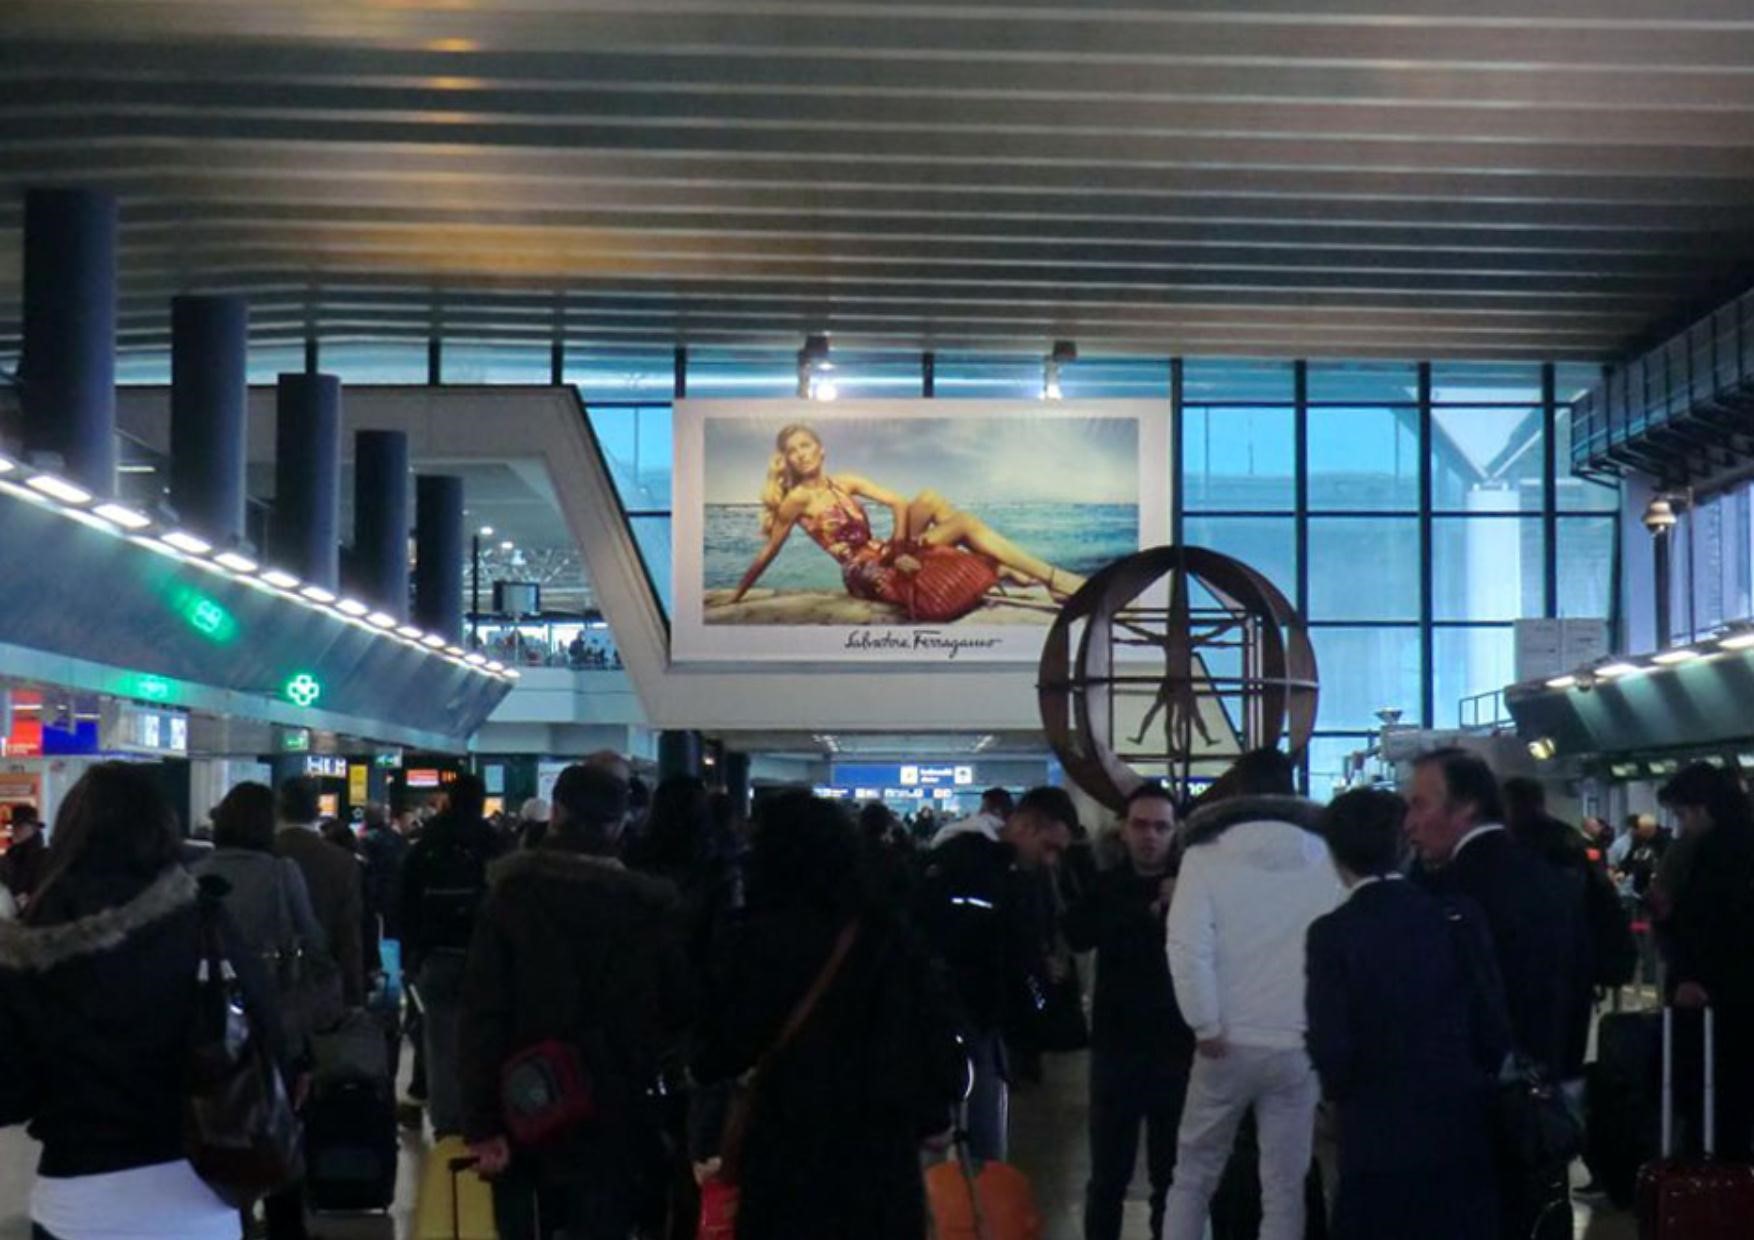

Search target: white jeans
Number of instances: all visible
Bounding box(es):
[1162,1044,1320,1240]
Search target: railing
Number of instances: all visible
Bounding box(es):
[1571,286,1754,480]
[1458,689,1511,732]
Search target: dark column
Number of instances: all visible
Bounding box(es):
[19,188,118,495]
[722,751,751,818]
[169,295,249,544]
[271,373,342,589]
[352,430,410,619]
[658,731,703,782]
[413,474,464,642]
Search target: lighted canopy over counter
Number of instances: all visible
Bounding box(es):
[0,460,511,748]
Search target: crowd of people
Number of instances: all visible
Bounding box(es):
[0,744,1747,1239]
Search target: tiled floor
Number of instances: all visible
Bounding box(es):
[0,1053,1636,1240]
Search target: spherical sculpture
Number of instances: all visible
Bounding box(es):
[1038,545,1318,810]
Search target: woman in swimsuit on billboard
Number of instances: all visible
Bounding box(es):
[729,423,1087,622]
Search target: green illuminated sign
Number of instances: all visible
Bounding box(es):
[166,584,238,644]
[284,673,322,708]
[136,675,171,701]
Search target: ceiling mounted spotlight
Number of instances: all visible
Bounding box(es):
[798,333,836,399]
[1642,495,1679,536]
[1042,339,1077,400]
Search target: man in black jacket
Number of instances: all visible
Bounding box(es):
[401,772,504,1137]
[1064,783,1193,1240]
[460,763,691,1239]
[915,785,1077,1161]
[0,805,47,909]
[1407,749,1585,1240]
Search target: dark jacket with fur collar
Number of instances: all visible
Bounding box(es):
[1182,794,1325,849]
[0,866,277,1178]
[457,844,692,1158]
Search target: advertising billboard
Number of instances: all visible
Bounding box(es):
[673,399,1171,662]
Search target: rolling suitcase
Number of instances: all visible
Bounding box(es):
[1585,1009,1661,1208]
[412,1138,497,1240]
[924,1131,1043,1240]
[305,1075,400,1212]
[1635,1006,1754,1238]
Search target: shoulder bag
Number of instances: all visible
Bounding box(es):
[185,887,305,1208]
[1441,898,1583,1176]
[268,862,344,1048]
[698,921,859,1239]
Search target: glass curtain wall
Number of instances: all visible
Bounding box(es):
[108,338,1619,795]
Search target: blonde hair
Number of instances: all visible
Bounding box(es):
[761,423,821,535]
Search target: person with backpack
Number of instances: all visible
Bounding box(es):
[401,772,504,1138]
[459,763,692,1239]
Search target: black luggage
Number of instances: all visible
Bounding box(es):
[1587,1010,1662,1208]
[305,1076,399,1212]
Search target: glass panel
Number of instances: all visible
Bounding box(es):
[1557,516,1617,622]
[565,351,674,402]
[934,356,1041,400]
[682,348,796,399]
[1556,362,1602,405]
[1433,516,1543,622]
[116,351,171,385]
[1310,627,1423,731]
[1061,358,1170,400]
[1308,406,1420,511]
[443,341,549,384]
[584,405,673,512]
[1553,414,1621,512]
[1433,626,1517,729]
[1182,516,1296,603]
[1430,361,1541,404]
[1308,517,1419,620]
[1182,358,1294,404]
[1307,360,1417,404]
[319,340,429,383]
[1306,735,1372,803]
[1182,405,1296,511]
[1431,406,1543,513]
[246,344,308,385]
[629,515,672,617]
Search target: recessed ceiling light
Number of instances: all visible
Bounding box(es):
[0,457,15,474]
[1652,648,1700,665]
[1545,675,1578,690]
[162,530,214,555]
[92,502,152,530]
[396,625,423,640]
[1720,633,1754,651]
[444,645,465,657]
[300,585,337,604]
[261,569,301,590]
[421,634,446,648]
[26,475,92,505]
[464,653,487,666]
[367,611,397,628]
[215,551,258,573]
[336,598,370,617]
[1598,661,1643,678]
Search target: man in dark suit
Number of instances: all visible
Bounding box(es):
[276,776,366,1006]
[1307,788,1508,1240]
[1406,748,1585,1240]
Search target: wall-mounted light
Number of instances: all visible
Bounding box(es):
[798,333,836,400]
[1527,737,1557,762]
[1042,339,1077,400]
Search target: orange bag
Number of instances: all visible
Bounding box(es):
[925,1155,1043,1240]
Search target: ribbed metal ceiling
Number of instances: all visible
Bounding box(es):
[4,0,1754,360]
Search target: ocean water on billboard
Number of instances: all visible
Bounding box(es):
[702,501,1140,593]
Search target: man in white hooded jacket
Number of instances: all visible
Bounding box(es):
[1162,749,1342,1240]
